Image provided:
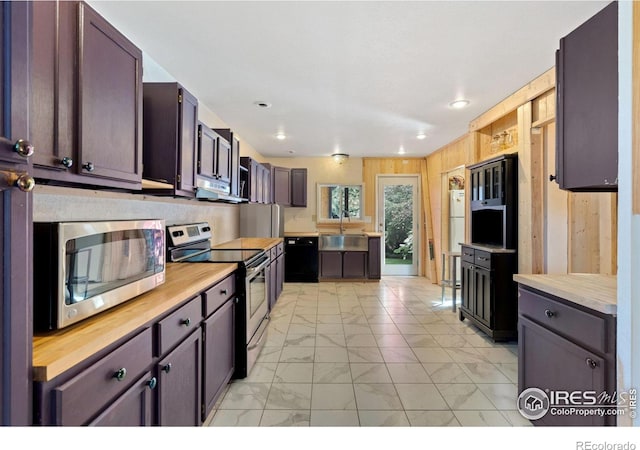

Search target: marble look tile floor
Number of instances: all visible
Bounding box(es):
[206,277,531,427]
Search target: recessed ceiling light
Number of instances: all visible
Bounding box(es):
[416,133,426,140]
[449,99,470,109]
[398,146,406,155]
[288,150,295,154]
[254,101,272,108]
[276,132,286,140]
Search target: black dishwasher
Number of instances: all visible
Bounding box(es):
[284,236,319,282]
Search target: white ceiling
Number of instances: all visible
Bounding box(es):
[88,0,609,158]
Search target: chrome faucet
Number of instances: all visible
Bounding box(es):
[340,208,350,234]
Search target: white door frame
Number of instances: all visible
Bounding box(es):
[375,174,421,276]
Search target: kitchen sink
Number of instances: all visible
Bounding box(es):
[319,234,368,251]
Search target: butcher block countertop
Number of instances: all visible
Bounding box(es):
[513,273,617,316]
[283,232,383,238]
[211,237,283,250]
[32,262,237,382]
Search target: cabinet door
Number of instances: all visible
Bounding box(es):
[519,317,608,426]
[266,261,276,310]
[276,254,284,299]
[319,252,343,278]
[367,237,381,279]
[460,260,474,314]
[77,3,142,185]
[290,168,307,207]
[197,123,216,180]
[474,267,492,327]
[216,137,232,183]
[255,162,263,203]
[202,299,235,422]
[343,252,367,278]
[555,2,617,191]
[230,137,240,197]
[177,88,198,195]
[157,330,202,426]
[0,2,33,425]
[273,166,291,206]
[262,165,271,204]
[89,372,155,426]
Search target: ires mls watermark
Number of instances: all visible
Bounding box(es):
[517,387,637,420]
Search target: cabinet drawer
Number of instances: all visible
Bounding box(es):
[474,250,491,269]
[156,296,202,356]
[461,247,475,263]
[203,275,235,318]
[276,242,284,256]
[518,287,607,353]
[53,327,153,426]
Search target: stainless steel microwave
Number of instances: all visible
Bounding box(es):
[34,220,165,331]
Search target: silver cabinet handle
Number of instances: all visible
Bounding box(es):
[586,358,598,369]
[544,309,555,318]
[83,162,95,172]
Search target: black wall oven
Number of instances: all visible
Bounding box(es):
[167,223,270,378]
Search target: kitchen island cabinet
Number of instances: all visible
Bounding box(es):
[514,274,616,426]
[31,1,143,190]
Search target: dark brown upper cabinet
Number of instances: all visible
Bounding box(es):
[241,157,271,204]
[290,168,307,207]
[213,128,241,198]
[31,1,143,189]
[555,1,617,192]
[197,123,217,181]
[198,124,231,186]
[142,83,198,198]
[269,165,291,206]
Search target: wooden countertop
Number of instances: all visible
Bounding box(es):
[211,237,283,250]
[513,273,616,316]
[285,232,319,237]
[462,243,517,254]
[33,262,237,382]
[283,232,383,238]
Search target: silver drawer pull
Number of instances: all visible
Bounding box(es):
[477,257,489,261]
[586,358,598,369]
[181,317,191,327]
[544,309,555,318]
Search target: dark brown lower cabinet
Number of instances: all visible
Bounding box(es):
[319,251,343,279]
[459,245,517,341]
[202,299,235,421]
[34,274,237,426]
[319,250,371,279]
[343,252,367,278]
[517,286,616,426]
[368,237,381,280]
[275,253,284,299]
[89,372,155,426]
[156,330,202,426]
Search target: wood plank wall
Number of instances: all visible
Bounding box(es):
[422,72,617,286]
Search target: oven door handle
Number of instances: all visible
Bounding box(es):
[246,258,270,279]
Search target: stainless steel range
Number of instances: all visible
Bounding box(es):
[166,222,270,379]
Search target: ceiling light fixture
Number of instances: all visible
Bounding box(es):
[276,132,286,140]
[332,153,349,164]
[254,101,272,108]
[449,99,470,109]
[398,146,406,155]
[416,133,426,140]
